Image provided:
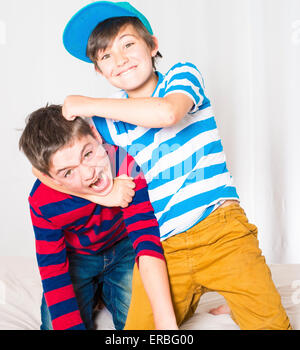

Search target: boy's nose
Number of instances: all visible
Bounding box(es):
[114,52,128,66]
[79,164,95,182]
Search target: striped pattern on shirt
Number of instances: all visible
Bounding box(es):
[92,62,239,240]
[29,144,163,330]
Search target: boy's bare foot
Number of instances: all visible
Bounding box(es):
[209,304,231,315]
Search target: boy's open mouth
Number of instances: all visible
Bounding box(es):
[89,171,111,194]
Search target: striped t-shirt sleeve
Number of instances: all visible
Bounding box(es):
[29,200,85,330]
[163,62,209,113]
[119,152,164,263]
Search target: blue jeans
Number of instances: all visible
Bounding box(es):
[40,236,135,330]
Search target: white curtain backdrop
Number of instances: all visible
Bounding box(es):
[0,0,299,263]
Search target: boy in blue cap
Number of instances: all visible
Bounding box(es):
[42,1,290,329]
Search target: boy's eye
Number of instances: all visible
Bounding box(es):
[84,151,93,159]
[64,169,73,178]
[101,53,110,60]
[125,42,134,49]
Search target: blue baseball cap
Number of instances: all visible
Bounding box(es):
[63,1,153,63]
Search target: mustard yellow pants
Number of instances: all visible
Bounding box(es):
[125,203,291,330]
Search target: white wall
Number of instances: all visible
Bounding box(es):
[0,0,115,257]
[1,0,300,263]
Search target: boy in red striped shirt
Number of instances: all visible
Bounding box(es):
[19,104,177,330]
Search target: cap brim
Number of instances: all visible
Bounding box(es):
[63,2,143,63]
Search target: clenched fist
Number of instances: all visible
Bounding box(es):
[88,175,136,208]
[62,95,96,120]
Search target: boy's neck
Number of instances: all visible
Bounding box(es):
[126,71,159,99]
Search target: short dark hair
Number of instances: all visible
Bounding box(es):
[19,104,94,176]
[86,16,162,70]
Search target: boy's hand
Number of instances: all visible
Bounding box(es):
[62,95,95,120]
[88,175,136,208]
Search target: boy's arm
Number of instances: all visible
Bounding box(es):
[138,256,178,329]
[29,200,85,330]
[62,62,206,128]
[122,177,177,329]
[62,94,193,128]
[32,167,135,208]
[120,154,178,329]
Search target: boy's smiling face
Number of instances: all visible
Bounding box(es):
[95,24,159,97]
[48,134,113,196]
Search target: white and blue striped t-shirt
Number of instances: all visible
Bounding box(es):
[93,62,239,241]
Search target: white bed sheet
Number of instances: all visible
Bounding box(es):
[0,256,299,330]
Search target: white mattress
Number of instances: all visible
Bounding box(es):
[0,256,299,330]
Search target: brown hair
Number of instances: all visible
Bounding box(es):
[19,104,94,176]
[86,16,162,70]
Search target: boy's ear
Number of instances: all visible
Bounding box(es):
[95,63,102,75]
[46,174,62,186]
[151,36,159,57]
[32,166,62,186]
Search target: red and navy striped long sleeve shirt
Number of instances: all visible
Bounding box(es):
[29,144,164,330]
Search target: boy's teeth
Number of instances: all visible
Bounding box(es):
[90,172,103,188]
[91,178,99,188]
[91,179,100,188]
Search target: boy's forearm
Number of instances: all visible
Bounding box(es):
[63,94,193,128]
[138,255,178,330]
[32,167,134,207]
[91,97,175,127]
